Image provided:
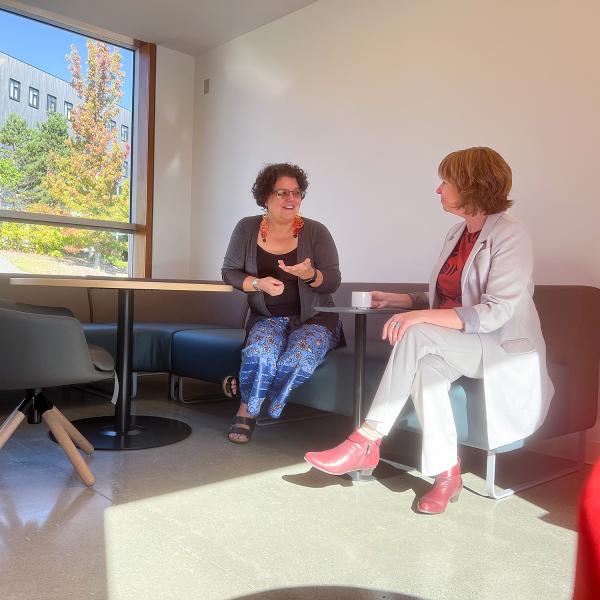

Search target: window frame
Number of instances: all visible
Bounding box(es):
[9,78,20,101]
[63,100,73,120]
[28,86,40,109]
[46,93,57,112]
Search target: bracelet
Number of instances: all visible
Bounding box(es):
[302,269,317,285]
[252,278,262,292]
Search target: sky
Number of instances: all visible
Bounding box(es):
[0,8,133,107]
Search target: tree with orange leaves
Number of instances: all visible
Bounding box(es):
[46,39,130,268]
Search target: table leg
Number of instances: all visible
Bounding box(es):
[350,313,375,482]
[353,313,367,429]
[115,288,134,433]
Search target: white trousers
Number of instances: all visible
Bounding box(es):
[365,324,483,476]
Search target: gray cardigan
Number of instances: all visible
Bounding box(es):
[222,215,341,326]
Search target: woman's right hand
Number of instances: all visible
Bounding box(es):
[371,290,390,308]
[258,277,285,296]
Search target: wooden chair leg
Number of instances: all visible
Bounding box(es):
[52,408,94,454]
[0,408,26,450]
[43,410,96,487]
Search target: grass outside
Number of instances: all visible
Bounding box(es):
[0,249,127,276]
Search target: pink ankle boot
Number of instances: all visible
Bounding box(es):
[417,458,463,514]
[304,431,381,477]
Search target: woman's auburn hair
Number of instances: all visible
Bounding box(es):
[252,163,309,208]
[438,146,513,215]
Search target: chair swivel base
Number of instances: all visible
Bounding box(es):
[0,390,96,486]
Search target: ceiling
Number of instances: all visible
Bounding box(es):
[10,0,319,55]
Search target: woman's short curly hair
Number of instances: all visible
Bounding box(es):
[438,147,513,215]
[252,163,309,208]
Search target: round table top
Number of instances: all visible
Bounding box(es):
[10,276,232,293]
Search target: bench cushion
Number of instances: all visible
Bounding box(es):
[171,328,246,384]
[83,323,220,373]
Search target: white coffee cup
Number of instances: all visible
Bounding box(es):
[351,291,372,309]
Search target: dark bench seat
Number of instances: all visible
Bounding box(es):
[171,328,246,385]
[82,323,225,373]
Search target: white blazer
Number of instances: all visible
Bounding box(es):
[428,212,554,449]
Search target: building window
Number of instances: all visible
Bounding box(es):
[123,161,128,176]
[121,125,128,142]
[47,94,57,112]
[29,87,40,109]
[9,79,20,101]
[109,120,116,131]
[64,101,73,121]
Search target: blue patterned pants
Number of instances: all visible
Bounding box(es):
[239,317,340,418]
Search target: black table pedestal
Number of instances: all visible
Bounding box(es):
[53,289,192,450]
[69,415,191,450]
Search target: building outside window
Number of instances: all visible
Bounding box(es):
[64,101,73,120]
[28,87,39,109]
[109,119,116,131]
[121,124,128,142]
[123,161,128,176]
[9,78,20,101]
[47,94,56,112]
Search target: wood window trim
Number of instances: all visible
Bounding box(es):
[133,41,156,278]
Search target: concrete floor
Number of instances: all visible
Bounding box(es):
[0,376,585,600]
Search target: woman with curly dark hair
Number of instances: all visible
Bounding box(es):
[222,163,343,443]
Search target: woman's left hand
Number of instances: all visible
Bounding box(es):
[278,258,314,280]
[382,311,425,345]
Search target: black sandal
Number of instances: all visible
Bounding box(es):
[222,375,240,400]
[228,415,256,444]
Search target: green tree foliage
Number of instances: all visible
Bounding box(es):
[0,112,69,208]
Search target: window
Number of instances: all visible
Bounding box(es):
[120,124,128,142]
[0,7,152,278]
[28,87,39,109]
[9,79,20,101]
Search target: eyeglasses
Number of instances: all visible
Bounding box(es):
[273,189,305,200]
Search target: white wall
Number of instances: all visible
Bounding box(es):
[190,0,600,460]
[152,45,195,278]
[191,0,600,285]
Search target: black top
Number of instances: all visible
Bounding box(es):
[256,245,300,317]
[255,244,339,333]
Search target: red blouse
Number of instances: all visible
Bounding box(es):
[436,228,481,309]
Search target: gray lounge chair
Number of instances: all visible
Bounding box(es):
[0,298,115,486]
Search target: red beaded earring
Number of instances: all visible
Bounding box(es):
[293,211,304,238]
[260,209,269,243]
